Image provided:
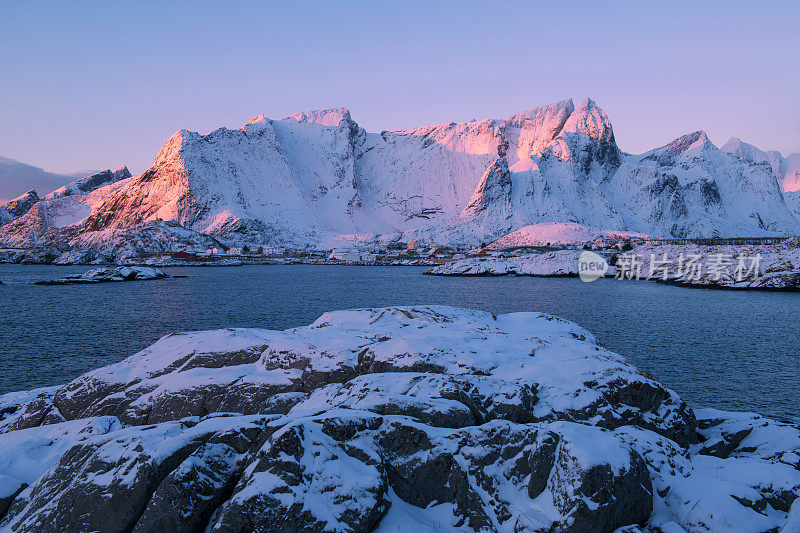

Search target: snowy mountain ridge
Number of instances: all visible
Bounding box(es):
[2,97,800,251]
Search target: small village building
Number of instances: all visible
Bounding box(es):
[329,248,368,262]
[171,251,195,259]
[262,247,286,257]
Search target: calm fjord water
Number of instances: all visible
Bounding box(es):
[1,264,798,421]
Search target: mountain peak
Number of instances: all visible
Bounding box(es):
[44,167,132,200]
[284,108,353,128]
[2,189,39,218]
[503,98,575,128]
[561,98,615,144]
[720,137,774,164]
[246,114,270,126]
[663,130,714,154]
[721,136,745,150]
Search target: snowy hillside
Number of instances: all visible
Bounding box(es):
[2,98,800,252]
[486,222,650,249]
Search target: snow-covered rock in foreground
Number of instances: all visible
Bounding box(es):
[33,266,167,285]
[0,307,796,531]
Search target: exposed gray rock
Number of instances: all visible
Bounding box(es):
[1,415,270,532]
[212,412,389,533]
[45,167,131,200]
[0,307,795,531]
[2,190,39,219]
[34,265,167,285]
[545,425,652,532]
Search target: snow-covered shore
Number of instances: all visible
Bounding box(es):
[426,249,601,277]
[0,306,797,531]
[427,240,800,291]
[622,241,800,290]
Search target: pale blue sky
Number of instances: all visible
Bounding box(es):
[1,0,798,183]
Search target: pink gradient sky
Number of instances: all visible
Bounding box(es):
[1,0,798,182]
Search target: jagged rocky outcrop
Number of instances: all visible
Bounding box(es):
[44,166,131,200]
[1,190,39,221]
[0,164,136,255]
[0,306,797,531]
[0,166,130,230]
[1,98,798,256]
[0,155,86,208]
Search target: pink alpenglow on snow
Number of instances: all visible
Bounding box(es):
[2,98,800,265]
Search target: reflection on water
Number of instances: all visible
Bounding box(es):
[1,264,798,420]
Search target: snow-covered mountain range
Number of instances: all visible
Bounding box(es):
[2,98,800,252]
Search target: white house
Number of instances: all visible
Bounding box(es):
[329,248,363,262]
[262,247,286,257]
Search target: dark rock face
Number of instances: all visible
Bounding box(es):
[132,418,270,533]
[2,190,39,218]
[0,306,795,531]
[528,430,561,498]
[212,413,389,533]
[0,481,26,520]
[1,416,270,532]
[547,432,652,532]
[45,167,132,200]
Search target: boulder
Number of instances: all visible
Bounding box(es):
[211,412,389,532]
[0,415,270,532]
[0,306,796,531]
[34,265,167,285]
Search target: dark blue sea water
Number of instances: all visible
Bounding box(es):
[1,264,798,421]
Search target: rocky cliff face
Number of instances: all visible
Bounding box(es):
[0,306,797,531]
[1,190,39,221]
[44,166,131,200]
[2,98,799,252]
